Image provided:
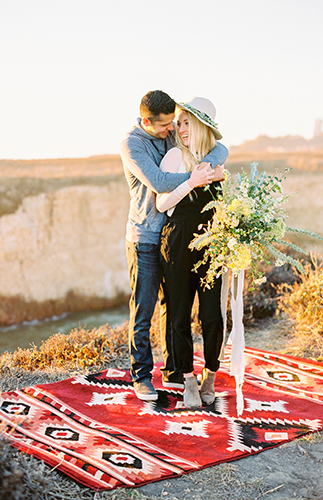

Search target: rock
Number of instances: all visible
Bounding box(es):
[0,179,130,324]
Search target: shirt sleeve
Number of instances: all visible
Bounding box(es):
[120,137,190,194]
[202,141,229,167]
[156,148,192,213]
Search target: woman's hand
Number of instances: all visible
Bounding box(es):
[187,163,225,189]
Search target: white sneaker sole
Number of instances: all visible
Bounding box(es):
[162,381,184,389]
[134,389,158,401]
[134,392,158,401]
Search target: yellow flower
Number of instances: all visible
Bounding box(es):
[227,244,252,273]
[229,198,240,212]
[229,198,253,218]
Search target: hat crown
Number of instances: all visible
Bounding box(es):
[185,97,216,121]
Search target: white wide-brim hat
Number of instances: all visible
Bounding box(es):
[177,96,222,140]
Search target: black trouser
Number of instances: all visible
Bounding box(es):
[160,218,223,374]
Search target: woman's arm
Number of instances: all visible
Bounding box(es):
[156,148,191,212]
[156,148,216,213]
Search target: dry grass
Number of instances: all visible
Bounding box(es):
[0,432,66,500]
[278,255,323,360]
[0,322,128,375]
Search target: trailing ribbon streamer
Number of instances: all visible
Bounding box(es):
[219,270,245,416]
[229,270,245,416]
[219,270,230,361]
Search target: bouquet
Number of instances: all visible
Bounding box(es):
[189,162,323,288]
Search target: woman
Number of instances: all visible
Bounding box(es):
[157,97,228,408]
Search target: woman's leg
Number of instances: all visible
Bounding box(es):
[197,272,224,373]
[160,222,197,374]
[196,269,223,405]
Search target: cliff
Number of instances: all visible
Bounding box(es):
[0,155,130,326]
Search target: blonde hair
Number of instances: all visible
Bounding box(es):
[175,108,217,171]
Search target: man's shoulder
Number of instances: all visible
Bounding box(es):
[121,125,151,147]
[216,141,229,154]
[120,126,148,155]
[214,141,229,162]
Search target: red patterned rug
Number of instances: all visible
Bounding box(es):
[1,347,323,491]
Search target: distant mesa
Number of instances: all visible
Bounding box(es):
[230,119,323,153]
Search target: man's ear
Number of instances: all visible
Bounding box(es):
[141,117,151,127]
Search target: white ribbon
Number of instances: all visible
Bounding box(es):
[219,270,230,361]
[219,270,245,416]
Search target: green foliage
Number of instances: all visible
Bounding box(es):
[190,163,323,288]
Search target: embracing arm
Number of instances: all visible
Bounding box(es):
[120,137,190,194]
[203,141,229,167]
[156,148,217,213]
[156,149,191,212]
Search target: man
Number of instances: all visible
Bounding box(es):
[120,90,228,401]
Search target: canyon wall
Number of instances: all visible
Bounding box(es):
[0,158,131,325]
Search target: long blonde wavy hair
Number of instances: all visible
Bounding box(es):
[175,107,217,172]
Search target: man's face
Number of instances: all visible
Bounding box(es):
[142,113,175,139]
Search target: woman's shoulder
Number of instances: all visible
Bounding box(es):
[164,147,183,161]
[160,147,183,172]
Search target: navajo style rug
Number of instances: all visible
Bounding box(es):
[1,347,323,491]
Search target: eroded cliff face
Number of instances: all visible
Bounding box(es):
[0,176,130,325]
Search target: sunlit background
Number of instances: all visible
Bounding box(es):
[1,0,323,159]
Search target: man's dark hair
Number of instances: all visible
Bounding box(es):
[140,90,176,124]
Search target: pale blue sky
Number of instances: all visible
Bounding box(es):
[0,0,322,159]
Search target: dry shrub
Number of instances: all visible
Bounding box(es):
[278,255,323,359]
[0,322,128,373]
[0,433,56,500]
[243,263,298,324]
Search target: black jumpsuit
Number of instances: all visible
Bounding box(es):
[160,182,223,374]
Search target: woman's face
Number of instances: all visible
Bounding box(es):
[176,110,190,146]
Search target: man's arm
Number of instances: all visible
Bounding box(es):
[120,138,190,194]
[202,142,229,168]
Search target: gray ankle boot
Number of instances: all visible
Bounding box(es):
[200,368,216,405]
[184,376,202,408]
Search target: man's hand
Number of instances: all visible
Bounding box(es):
[188,163,216,189]
[197,162,225,182]
[212,164,225,182]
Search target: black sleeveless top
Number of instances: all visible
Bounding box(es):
[168,181,222,226]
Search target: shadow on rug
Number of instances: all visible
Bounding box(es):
[1,347,322,491]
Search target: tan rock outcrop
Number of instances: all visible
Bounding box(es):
[0,178,130,324]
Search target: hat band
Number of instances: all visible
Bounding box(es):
[179,102,219,130]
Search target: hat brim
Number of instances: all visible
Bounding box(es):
[176,102,223,140]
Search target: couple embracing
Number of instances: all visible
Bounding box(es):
[120,90,229,408]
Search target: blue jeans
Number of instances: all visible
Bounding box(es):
[126,240,175,383]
